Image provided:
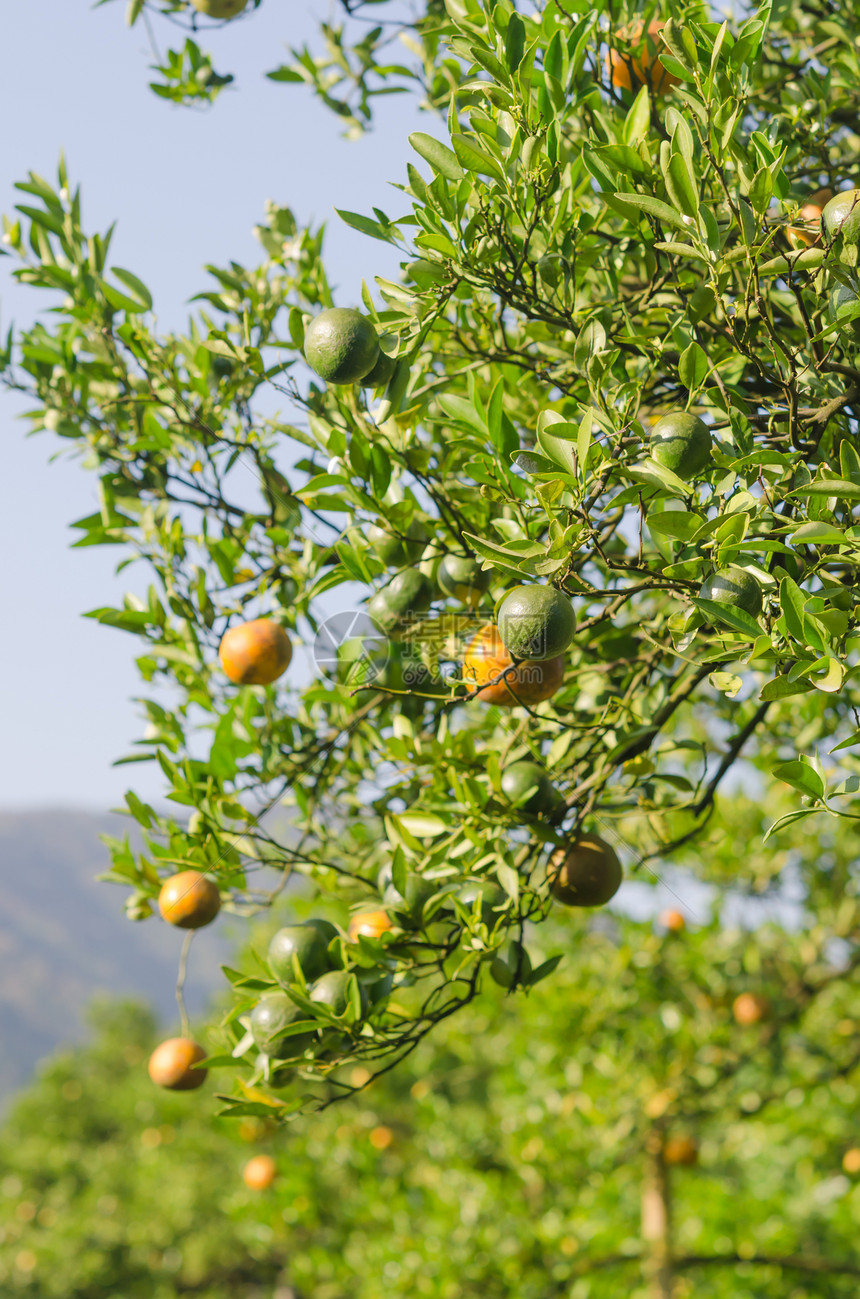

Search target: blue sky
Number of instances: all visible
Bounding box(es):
[0,0,426,808]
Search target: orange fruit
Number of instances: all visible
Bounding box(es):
[549,835,622,907]
[369,1125,393,1150]
[659,909,686,932]
[733,992,770,1026]
[192,0,247,16]
[786,188,832,249]
[242,1154,277,1190]
[462,624,565,707]
[148,1038,207,1091]
[606,20,679,97]
[842,1148,860,1175]
[158,870,221,930]
[663,1135,698,1166]
[348,911,392,942]
[218,618,292,686]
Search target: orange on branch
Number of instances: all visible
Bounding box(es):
[549,835,622,907]
[348,910,392,942]
[733,992,771,1026]
[158,870,221,930]
[606,20,679,97]
[659,909,686,932]
[148,1038,207,1091]
[462,624,565,707]
[786,188,833,248]
[218,618,292,686]
[242,1154,277,1190]
[663,1135,698,1167]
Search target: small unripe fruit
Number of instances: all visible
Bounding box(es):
[550,836,622,907]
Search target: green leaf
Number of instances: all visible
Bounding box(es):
[647,510,703,540]
[451,133,506,183]
[408,132,464,182]
[112,267,152,311]
[758,675,812,702]
[610,193,693,233]
[771,759,825,800]
[336,209,399,245]
[788,521,846,544]
[678,341,709,391]
[788,477,860,499]
[763,807,818,842]
[692,597,761,637]
[505,13,526,72]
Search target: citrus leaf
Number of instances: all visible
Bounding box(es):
[408,132,464,182]
[771,759,825,800]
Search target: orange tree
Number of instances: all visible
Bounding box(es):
[4,823,860,1299]
[5,0,860,1162]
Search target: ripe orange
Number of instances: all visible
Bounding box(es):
[369,1125,393,1150]
[549,835,622,907]
[148,1038,207,1091]
[733,992,770,1026]
[462,624,565,707]
[842,1148,860,1175]
[242,1154,277,1190]
[348,910,392,942]
[659,909,686,933]
[158,870,221,930]
[663,1135,698,1167]
[218,618,292,686]
[606,20,679,97]
[786,188,832,249]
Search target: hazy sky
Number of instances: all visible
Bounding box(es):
[0,1,425,808]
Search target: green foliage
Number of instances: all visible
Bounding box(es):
[8,0,860,1156]
[4,885,860,1297]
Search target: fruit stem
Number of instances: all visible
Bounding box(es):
[176,930,194,1039]
[642,1129,673,1298]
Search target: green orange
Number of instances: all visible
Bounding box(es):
[699,567,763,618]
[437,555,491,606]
[358,348,397,390]
[304,308,379,384]
[368,519,427,566]
[500,760,557,816]
[649,413,712,479]
[309,970,364,1017]
[191,0,247,16]
[367,570,433,635]
[497,585,576,661]
[549,835,622,907]
[250,993,313,1058]
[268,923,331,985]
[823,188,860,248]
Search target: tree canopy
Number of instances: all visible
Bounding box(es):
[4,0,860,1224]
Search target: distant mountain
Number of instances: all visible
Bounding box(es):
[0,808,238,1103]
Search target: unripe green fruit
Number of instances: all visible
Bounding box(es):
[649,413,712,479]
[191,0,247,16]
[500,760,557,816]
[367,571,433,635]
[550,835,622,907]
[358,348,397,390]
[699,567,763,618]
[368,520,427,566]
[250,993,313,1058]
[304,309,379,384]
[437,555,492,606]
[497,585,576,661]
[309,970,366,1017]
[823,189,860,249]
[828,281,860,342]
[268,923,331,985]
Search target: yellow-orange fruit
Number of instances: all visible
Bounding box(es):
[369,1125,393,1150]
[659,909,686,932]
[462,624,565,707]
[218,618,292,686]
[242,1154,277,1190]
[786,188,833,249]
[148,1038,207,1091]
[733,992,770,1026]
[663,1135,698,1167]
[606,20,679,97]
[158,870,221,930]
[348,910,392,942]
[842,1148,860,1175]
